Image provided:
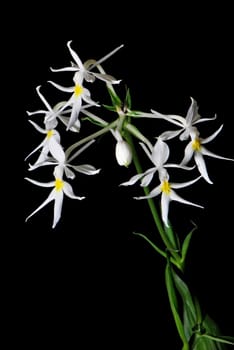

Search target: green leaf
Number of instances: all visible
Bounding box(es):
[107,87,122,107]
[165,263,189,349]
[191,314,232,350]
[181,222,197,266]
[171,269,197,341]
[133,232,166,259]
[164,221,179,251]
[125,87,132,109]
[102,104,118,112]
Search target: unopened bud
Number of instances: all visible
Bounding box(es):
[115,140,132,167]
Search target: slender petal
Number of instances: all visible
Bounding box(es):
[150,110,185,126]
[63,182,85,200]
[67,40,84,69]
[160,129,182,140]
[53,191,64,228]
[48,81,74,93]
[88,44,124,70]
[24,177,54,187]
[170,176,202,189]
[92,72,121,84]
[24,139,46,161]
[28,120,47,134]
[201,124,223,144]
[120,173,146,186]
[70,164,101,175]
[36,86,53,111]
[161,193,170,227]
[25,190,55,223]
[201,146,234,161]
[169,190,204,209]
[140,170,155,187]
[194,152,213,184]
[134,185,161,200]
[67,98,82,130]
[64,167,76,179]
[181,142,194,165]
[26,109,48,116]
[185,97,198,125]
[152,138,169,166]
[49,137,65,163]
[50,66,78,72]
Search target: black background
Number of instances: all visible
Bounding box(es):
[15,2,234,348]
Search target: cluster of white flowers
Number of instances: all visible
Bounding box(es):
[25,42,234,228]
[25,41,124,228]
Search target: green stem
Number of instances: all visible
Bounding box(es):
[66,119,118,161]
[124,130,182,268]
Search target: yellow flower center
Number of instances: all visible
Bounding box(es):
[55,178,64,191]
[192,138,201,151]
[47,130,54,139]
[74,84,83,97]
[161,180,171,194]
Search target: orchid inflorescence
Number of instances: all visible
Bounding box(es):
[25,41,233,229]
[25,41,234,349]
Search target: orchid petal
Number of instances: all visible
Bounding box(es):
[193,114,217,124]
[50,66,78,72]
[169,189,204,209]
[160,129,182,140]
[48,80,74,93]
[66,99,82,130]
[28,120,47,134]
[49,137,65,163]
[152,138,169,166]
[201,124,223,144]
[161,193,170,227]
[140,170,156,187]
[25,190,55,223]
[120,173,146,186]
[134,185,161,200]
[36,86,53,111]
[92,72,121,84]
[53,191,64,228]
[63,182,85,200]
[139,142,153,161]
[26,110,48,116]
[150,110,185,126]
[67,41,84,70]
[194,152,213,184]
[201,146,234,162]
[88,44,124,70]
[71,164,101,175]
[170,176,202,189]
[24,177,55,187]
[181,142,194,165]
[185,97,198,125]
[24,139,47,161]
[64,167,76,179]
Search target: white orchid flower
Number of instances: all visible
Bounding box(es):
[142,97,216,141]
[134,168,203,227]
[48,72,99,130]
[181,125,234,184]
[25,165,85,228]
[50,41,123,84]
[25,120,65,165]
[27,85,93,132]
[26,85,60,129]
[29,140,101,179]
[121,137,193,187]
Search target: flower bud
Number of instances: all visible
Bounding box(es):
[115,139,132,167]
